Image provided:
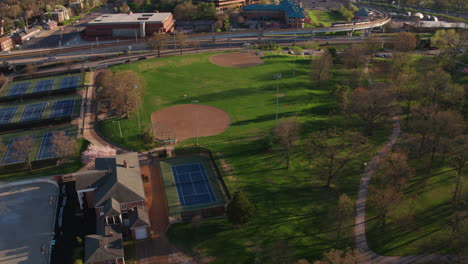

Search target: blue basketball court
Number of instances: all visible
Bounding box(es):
[0,106,18,125]
[7,82,30,96]
[58,76,78,90]
[20,103,46,122]
[172,163,216,207]
[33,79,55,93]
[50,99,74,118]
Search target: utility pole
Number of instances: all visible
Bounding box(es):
[273,74,281,130]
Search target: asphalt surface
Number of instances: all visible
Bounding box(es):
[0,181,58,264]
[21,7,112,50]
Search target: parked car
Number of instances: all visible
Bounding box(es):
[288,50,295,55]
[375,53,391,58]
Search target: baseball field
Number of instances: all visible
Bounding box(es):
[98,51,391,263]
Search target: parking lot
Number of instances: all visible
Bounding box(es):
[0,180,58,264]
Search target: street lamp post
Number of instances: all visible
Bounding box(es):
[134,85,141,128]
[113,120,122,138]
[191,100,199,146]
[273,74,282,130]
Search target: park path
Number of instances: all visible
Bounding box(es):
[354,68,465,263]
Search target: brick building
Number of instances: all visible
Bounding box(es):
[242,0,306,28]
[0,36,13,51]
[84,12,175,40]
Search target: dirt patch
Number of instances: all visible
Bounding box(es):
[151,104,230,141]
[210,52,264,68]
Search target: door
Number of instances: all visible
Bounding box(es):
[134,227,148,240]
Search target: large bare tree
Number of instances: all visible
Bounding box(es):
[343,44,366,69]
[392,32,417,52]
[334,194,354,246]
[445,135,467,205]
[345,88,396,136]
[11,136,35,171]
[307,129,371,188]
[51,131,77,165]
[311,51,333,87]
[175,33,188,55]
[275,119,300,169]
[314,248,370,264]
[369,186,401,232]
[375,152,414,191]
[147,31,168,57]
[103,70,142,118]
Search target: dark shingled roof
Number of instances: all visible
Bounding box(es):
[89,152,145,207]
[128,206,150,229]
[355,8,370,17]
[243,0,306,18]
[103,198,121,217]
[84,222,124,263]
[74,171,107,191]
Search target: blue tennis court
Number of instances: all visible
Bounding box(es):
[0,106,18,125]
[20,103,46,122]
[172,163,216,207]
[37,131,68,160]
[33,79,55,93]
[7,82,30,96]
[50,99,74,118]
[58,76,78,90]
[1,136,34,164]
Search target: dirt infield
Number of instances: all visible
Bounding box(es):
[210,52,264,68]
[151,104,230,141]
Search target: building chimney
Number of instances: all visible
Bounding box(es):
[123,160,128,168]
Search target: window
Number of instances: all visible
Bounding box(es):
[120,204,127,210]
[99,207,104,216]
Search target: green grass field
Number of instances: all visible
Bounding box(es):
[97,52,393,263]
[305,10,344,27]
[1,73,83,97]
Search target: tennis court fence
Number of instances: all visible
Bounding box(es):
[175,146,231,200]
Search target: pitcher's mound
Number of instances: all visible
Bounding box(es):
[210,52,264,68]
[151,104,230,141]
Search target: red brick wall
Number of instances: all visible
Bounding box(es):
[85,191,95,209]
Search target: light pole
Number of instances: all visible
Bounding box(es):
[134,85,141,128]
[113,120,122,138]
[273,74,281,130]
[191,100,199,146]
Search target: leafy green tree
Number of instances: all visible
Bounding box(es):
[174,1,197,20]
[432,29,467,73]
[196,2,216,20]
[338,5,354,21]
[226,191,254,226]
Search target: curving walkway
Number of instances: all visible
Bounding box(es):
[354,116,465,263]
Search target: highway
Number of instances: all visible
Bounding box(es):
[0,10,390,63]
